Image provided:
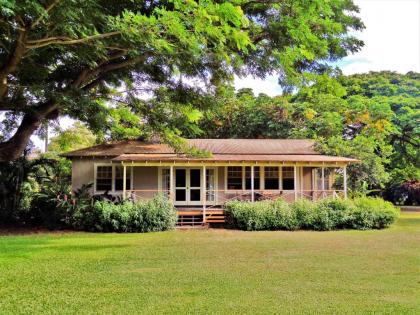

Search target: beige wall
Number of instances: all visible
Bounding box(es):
[133,166,158,190]
[71,158,110,192]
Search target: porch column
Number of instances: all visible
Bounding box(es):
[251,165,255,202]
[343,166,348,199]
[202,165,206,223]
[321,166,325,197]
[122,165,127,199]
[294,165,297,201]
[169,165,174,203]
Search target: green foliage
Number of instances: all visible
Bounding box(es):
[73,194,177,233]
[351,197,400,229]
[0,156,60,223]
[290,199,316,229]
[311,198,355,231]
[47,122,97,154]
[225,199,298,231]
[0,0,363,161]
[200,72,420,202]
[225,197,399,231]
[24,163,75,228]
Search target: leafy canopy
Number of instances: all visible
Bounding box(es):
[0,0,363,160]
[199,71,420,193]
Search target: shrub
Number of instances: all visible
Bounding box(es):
[226,197,399,231]
[73,194,177,232]
[290,199,315,229]
[225,199,298,231]
[351,197,400,229]
[225,200,267,231]
[139,194,178,232]
[312,198,355,231]
[270,199,299,230]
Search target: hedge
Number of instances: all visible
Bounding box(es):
[72,194,177,232]
[225,197,399,231]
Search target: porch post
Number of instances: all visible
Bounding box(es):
[170,165,174,203]
[321,166,325,197]
[343,166,348,199]
[122,164,127,199]
[294,165,297,201]
[202,165,206,223]
[251,165,255,202]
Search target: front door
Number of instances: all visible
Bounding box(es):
[174,168,202,206]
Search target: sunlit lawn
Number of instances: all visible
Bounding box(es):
[0,213,419,314]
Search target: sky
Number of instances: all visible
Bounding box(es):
[235,0,420,96]
[29,0,420,149]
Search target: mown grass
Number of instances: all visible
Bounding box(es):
[0,213,419,315]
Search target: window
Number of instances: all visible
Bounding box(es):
[264,167,279,189]
[161,168,170,196]
[245,166,260,190]
[115,166,131,191]
[206,168,215,201]
[282,167,295,190]
[96,166,112,191]
[324,168,331,190]
[95,165,132,192]
[314,167,331,190]
[227,167,243,190]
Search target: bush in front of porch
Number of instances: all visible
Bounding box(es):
[225,197,399,231]
[71,194,177,232]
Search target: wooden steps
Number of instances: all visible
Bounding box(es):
[176,208,225,227]
[205,210,225,223]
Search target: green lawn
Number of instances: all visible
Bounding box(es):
[0,213,419,315]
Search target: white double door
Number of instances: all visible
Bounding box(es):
[173,168,216,206]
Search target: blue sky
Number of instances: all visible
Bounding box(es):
[31,0,420,149]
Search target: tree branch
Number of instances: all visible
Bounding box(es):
[0,101,58,161]
[30,0,62,30]
[0,28,27,99]
[75,53,151,89]
[26,31,122,49]
[72,51,127,88]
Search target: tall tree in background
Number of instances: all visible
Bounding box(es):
[0,0,363,161]
[46,122,96,154]
[199,71,420,196]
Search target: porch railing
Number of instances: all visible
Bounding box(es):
[124,189,346,204]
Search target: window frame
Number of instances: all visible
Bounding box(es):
[263,166,281,190]
[281,166,295,190]
[94,163,133,194]
[225,166,244,191]
[224,166,299,191]
[245,166,261,190]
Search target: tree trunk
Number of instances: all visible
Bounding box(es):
[0,101,57,161]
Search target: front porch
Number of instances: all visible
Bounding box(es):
[103,162,349,224]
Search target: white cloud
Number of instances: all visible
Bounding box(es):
[235,0,420,94]
[340,0,420,75]
[234,75,283,96]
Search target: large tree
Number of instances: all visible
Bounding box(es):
[199,71,420,195]
[0,0,363,161]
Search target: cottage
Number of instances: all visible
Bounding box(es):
[63,139,358,224]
